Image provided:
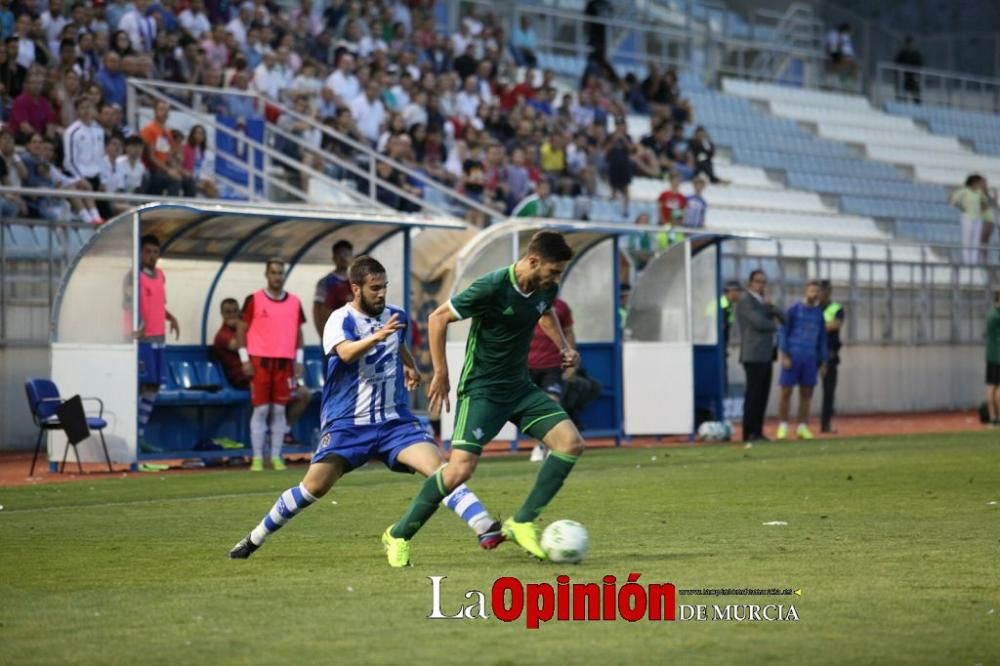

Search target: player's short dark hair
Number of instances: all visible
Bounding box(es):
[332,239,353,254]
[124,135,144,148]
[819,279,832,290]
[265,257,285,272]
[806,279,821,289]
[141,234,160,249]
[348,255,386,285]
[526,230,573,263]
[220,297,239,310]
[749,269,766,283]
[724,280,741,291]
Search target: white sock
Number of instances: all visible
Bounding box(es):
[79,208,94,223]
[250,482,319,545]
[270,407,287,460]
[88,207,100,221]
[250,405,269,459]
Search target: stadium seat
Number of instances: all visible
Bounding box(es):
[24,377,111,476]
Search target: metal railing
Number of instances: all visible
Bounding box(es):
[129,79,505,224]
[748,3,824,83]
[873,62,1000,114]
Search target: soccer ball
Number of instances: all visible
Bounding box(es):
[541,519,590,564]
[697,421,732,441]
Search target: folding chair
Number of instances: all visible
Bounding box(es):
[25,378,112,476]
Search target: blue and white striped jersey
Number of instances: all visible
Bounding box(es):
[320,303,411,429]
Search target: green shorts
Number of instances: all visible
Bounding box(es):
[451,384,570,454]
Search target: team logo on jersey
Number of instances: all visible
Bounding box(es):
[502,306,515,316]
[472,427,484,441]
[536,301,547,314]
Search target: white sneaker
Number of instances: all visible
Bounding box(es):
[529,445,547,462]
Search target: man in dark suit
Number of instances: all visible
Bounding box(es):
[735,270,785,443]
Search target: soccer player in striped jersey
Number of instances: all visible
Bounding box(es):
[382,230,585,566]
[229,256,504,559]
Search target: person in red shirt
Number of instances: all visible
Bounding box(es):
[10,72,57,144]
[526,297,576,462]
[211,298,250,390]
[236,259,307,472]
[312,239,353,338]
[657,172,687,227]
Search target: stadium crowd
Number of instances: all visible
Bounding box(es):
[0,0,717,236]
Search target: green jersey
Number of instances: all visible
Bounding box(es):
[448,264,559,398]
[987,307,1000,364]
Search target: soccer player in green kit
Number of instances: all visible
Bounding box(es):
[382,230,585,566]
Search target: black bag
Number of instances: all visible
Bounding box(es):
[979,402,991,424]
[562,368,602,426]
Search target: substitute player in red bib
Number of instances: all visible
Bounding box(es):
[237,259,307,471]
[136,234,179,450]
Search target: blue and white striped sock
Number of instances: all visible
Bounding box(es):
[249,483,319,546]
[137,392,156,438]
[442,484,493,535]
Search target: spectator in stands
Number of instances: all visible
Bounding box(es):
[0,38,28,101]
[510,15,538,68]
[179,0,212,40]
[657,172,687,228]
[225,1,254,49]
[986,289,1000,428]
[13,12,48,69]
[350,79,386,146]
[313,239,353,338]
[62,97,106,223]
[119,0,155,53]
[818,280,844,434]
[666,122,694,180]
[23,133,97,222]
[584,0,610,60]
[182,124,217,199]
[735,269,784,444]
[689,125,724,184]
[10,71,56,144]
[0,125,28,217]
[141,98,195,197]
[894,35,924,104]
[776,280,828,441]
[236,259,307,471]
[951,173,988,265]
[95,51,126,109]
[51,68,81,127]
[605,118,633,215]
[683,177,707,228]
[512,177,555,218]
[720,280,742,390]
[212,297,250,390]
[111,29,134,58]
[825,23,859,81]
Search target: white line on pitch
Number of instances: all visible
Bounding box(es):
[0,491,280,515]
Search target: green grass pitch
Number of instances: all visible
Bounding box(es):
[1,432,997,665]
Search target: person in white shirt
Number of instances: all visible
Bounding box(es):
[115,135,149,194]
[225,2,254,49]
[349,80,386,145]
[119,0,156,52]
[40,0,70,55]
[179,0,212,40]
[252,50,288,100]
[290,61,323,101]
[325,53,361,106]
[14,13,37,68]
[62,98,106,222]
[358,19,388,59]
[455,75,481,122]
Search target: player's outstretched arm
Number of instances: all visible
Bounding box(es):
[426,303,458,413]
[333,313,404,364]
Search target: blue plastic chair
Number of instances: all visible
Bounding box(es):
[24,378,111,476]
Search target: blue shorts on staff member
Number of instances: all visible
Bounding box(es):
[779,355,819,388]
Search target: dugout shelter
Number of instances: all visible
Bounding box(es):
[46,202,471,471]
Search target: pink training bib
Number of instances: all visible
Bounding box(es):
[139,268,166,337]
[246,290,301,359]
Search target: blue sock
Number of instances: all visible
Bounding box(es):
[250,483,319,545]
[137,393,156,438]
[442,483,493,535]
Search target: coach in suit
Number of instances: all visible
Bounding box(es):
[735,269,785,442]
